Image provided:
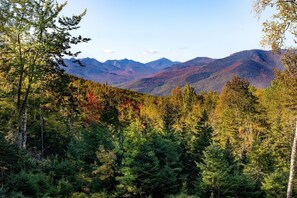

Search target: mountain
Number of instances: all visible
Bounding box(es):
[145,58,180,70]
[62,57,177,85]
[120,49,284,95]
[62,49,284,96]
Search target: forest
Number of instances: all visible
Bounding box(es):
[1,0,297,197]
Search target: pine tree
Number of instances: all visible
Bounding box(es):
[199,144,256,197]
[199,144,231,197]
[184,111,213,193]
[132,134,182,197]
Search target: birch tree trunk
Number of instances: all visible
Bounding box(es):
[287,121,297,198]
[40,106,44,160]
[22,108,28,149]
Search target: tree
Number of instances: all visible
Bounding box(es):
[115,120,145,196]
[261,170,289,198]
[199,144,231,197]
[254,1,297,197]
[184,111,213,193]
[199,144,256,198]
[67,125,115,193]
[182,84,196,112]
[254,0,297,51]
[213,76,258,156]
[0,0,90,149]
[273,54,297,198]
[132,134,182,197]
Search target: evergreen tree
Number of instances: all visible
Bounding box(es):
[199,144,232,197]
[115,120,145,197]
[132,134,182,198]
[213,76,258,156]
[199,144,256,197]
[184,111,213,193]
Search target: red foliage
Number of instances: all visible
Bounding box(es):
[82,89,102,125]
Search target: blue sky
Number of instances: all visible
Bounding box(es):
[59,0,272,63]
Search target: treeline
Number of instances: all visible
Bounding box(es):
[1,68,297,197]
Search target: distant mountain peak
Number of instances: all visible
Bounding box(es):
[120,49,284,95]
[153,57,171,62]
[63,49,284,96]
[145,58,179,70]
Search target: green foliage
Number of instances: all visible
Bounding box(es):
[0,0,89,149]
[115,121,146,196]
[0,135,18,170]
[199,144,257,197]
[2,0,290,197]
[0,1,296,195]
[178,111,213,194]
[71,192,89,198]
[41,158,79,185]
[254,4,297,196]
[165,192,198,198]
[1,68,296,197]
[7,171,53,197]
[192,112,213,164]
[67,125,116,193]
[261,170,289,198]
[213,76,259,156]
[57,179,74,197]
[132,134,182,197]
[199,144,232,197]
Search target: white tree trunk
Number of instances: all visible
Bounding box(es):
[22,108,28,149]
[40,106,44,160]
[287,121,297,198]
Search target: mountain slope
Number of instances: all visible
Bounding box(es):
[62,57,177,85]
[120,49,284,95]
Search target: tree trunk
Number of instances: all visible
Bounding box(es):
[287,121,297,198]
[16,33,25,149]
[40,106,44,160]
[17,110,23,149]
[17,83,31,149]
[22,108,28,149]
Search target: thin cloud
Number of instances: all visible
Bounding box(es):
[179,47,188,50]
[103,49,115,54]
[143,49,159,55]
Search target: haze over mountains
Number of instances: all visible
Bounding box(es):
[63,49,284,95]
[63,57,179,85]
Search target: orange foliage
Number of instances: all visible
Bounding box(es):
[82,89,102,125]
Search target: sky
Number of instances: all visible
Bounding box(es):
[57,0,273,63]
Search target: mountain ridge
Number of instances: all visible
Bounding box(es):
[62,57,178,85]
[63,49,284,95]
[120,49,283,95]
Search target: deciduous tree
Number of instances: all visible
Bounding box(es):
[0,0,89,149]
[254,1,297,196]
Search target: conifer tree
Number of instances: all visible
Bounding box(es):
[132,134,182,197]
[199,144,231,197]
[199,144,256,197]
[213,76,258,156]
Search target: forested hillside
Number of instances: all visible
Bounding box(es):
[121,49,284,95]
[1,0,297,198]
[2,66,297,197]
